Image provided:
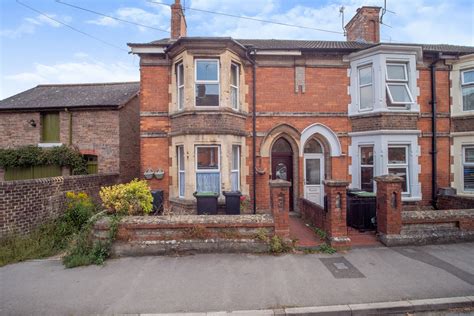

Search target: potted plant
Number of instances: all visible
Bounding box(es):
[154,169,165,180]
[143,168,154,180]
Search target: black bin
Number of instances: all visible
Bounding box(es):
[347,190,376,231]
[151,190,164,215]
[223,191,242,215]
[193,192,219,215]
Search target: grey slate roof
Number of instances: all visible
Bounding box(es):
[138,37,474,55]
[0,82,140,111]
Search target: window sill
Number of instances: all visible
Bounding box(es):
[38,143,62,148]
[401,195,422,202]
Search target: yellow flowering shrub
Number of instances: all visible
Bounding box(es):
[99,179,153,215]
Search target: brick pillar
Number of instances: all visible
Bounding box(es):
[323,180,351,249]
[375,175,403,246]
[269,179,290,239]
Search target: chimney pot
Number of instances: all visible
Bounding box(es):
[345,6,381,43]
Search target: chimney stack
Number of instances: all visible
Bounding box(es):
[171,0,187,39]
[345,6,381,43]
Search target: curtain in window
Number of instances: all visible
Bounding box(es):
[196,172,220,193]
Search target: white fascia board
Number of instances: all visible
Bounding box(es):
[130,47,166,54]
[255,50,302,56]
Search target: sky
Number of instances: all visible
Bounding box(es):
[1,0,473,100]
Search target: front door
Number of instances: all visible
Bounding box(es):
[271,138,294,211]
[304,155,324,205]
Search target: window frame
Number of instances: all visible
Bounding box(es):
[40,112,60,144]
[387,145,410,194]
[385,62,414,108]
[230,62,240,110]
[195,145,221,193]
[359,145,374,192]
[194,59,220,107]
[461,69,474,112]
[231,145,240,191]
[462,145,474,192]
[357,64,374,111]
[386,63,408,82]
[176,62,184,110]
[177,146,185,198]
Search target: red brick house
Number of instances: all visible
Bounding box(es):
[0,82,140,182]
[130,1,474,214]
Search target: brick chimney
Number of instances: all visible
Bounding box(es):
[171,0,187,39]
[345,6,381,43]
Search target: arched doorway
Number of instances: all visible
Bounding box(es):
[271,138,294,211]
[303,138,325,206]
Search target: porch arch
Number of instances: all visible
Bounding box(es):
[300,123,342,157]
[260,123,300,158]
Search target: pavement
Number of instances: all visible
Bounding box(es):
[1,243,474,315]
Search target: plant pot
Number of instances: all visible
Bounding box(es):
[154,169,165,180]
[144,168,154,180]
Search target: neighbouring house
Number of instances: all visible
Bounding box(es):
[448,54,474,197]
[128,1,474,214]
[0,82,140,182]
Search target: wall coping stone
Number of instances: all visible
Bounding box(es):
[323,179,349,187]
[402,209,474,223]
[0,173,119,186]
[269,179,291,188]
[374,175,404,183]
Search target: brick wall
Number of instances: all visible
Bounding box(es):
[170,110,247,136]
[0,173,118,237]
[452,116,474,132]
[0,112,41,147]
[437,195,474,210]
[119,96,141,182]
[351,113,418,132]
[299,198,327,232]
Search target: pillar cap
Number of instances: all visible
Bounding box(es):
[323,179,349,187]
[374,175,404,183]
[269,179,291,188]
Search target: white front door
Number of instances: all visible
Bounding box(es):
[304,154,324,206]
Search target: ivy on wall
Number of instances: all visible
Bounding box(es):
[0,145,88,175]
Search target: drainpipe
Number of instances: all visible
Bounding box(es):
[429,54,442,208]
[246,47,257,214]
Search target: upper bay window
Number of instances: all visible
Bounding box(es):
[176,62,184,110]
[461,69,474,111]
[230,63,240,110]
[386,63,414,108]
[195,59,219,107]
[358,65,373,111]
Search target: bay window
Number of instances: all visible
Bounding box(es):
[231,145,240,191]
[358,65,373,110]
[195,59,219,107]
[360,146,374,192]
[463,146,474,192]
[177,146,185,197]
[196,146,220,193]
[388,145,409,193]
[461,69,474,111]
[230,63,239,110]
[176,62,184,110]
[386,63,414,108]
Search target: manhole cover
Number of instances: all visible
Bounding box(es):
[320,257,365,279]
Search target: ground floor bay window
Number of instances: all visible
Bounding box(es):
[196,146,221,193]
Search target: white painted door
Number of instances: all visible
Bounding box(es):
[304,155,324,206]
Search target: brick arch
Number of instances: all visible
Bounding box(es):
[260,123,300,158]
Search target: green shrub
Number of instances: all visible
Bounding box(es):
[319,243,337,254]
[100,179,153,215]
[269,235,292,254]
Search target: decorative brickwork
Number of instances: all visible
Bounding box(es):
[452,116,474,133]
[323,180,351,248]
[270,179,290,238]
[170,110,247,136]
[351,113,419,132]
[0,174,119,237]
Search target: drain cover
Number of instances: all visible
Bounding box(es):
[320,257,365,279]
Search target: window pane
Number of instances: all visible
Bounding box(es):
[231,86,238,109]
[305,158,321,185]
[387,84,412,103]
[388,147,406,164]
[463,70,474,84]
[195,84,219,106]
[464,166,474,191]
[178,146,185,170]
[465,147,474,163]
[41,113,60,142]
[196,60,218,81]
[177,63,184,86]
[178,86,184,109]
[272,138,292,153]
[197,147,219,170]
[196,172,220,193]
[360,85,373,109]
[388,167,408,192]
[179,172,185,196]
[359,66,372,85]
[304,139,323,153]
[462,86,474,111]
[232,146,239,170]
[387,64,407,81]
[361,166,374,192]
[231,171,239,191]
[231,64,238,86]
[360,147,373,165]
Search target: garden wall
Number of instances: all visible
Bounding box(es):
[93,215,274,256]
[299,198,327,232]
[437,194,474,210]
[0,173,119,237]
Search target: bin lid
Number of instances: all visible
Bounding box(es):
[223,191,242,196]
[352,191,376,197]
[193,191,219,197]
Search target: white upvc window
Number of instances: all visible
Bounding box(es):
[231,145,240,191]
[463,146,474,192]
[195,59,220,107]
[358,64,373,110]
[461,69,474,111]
[176,62,184,110]
[195,145,221,193]
[177,146,185,198]
[359,146,374,192]
[387,145,410,194]
[386,63,414,108]
[230,63,240,110]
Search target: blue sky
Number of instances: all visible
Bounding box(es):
[1,0,473,99]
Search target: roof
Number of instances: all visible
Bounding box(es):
[131,37,474,55]
[0,82,140,111]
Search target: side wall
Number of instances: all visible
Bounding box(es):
[119,96,141,182]
[0,174,119,237]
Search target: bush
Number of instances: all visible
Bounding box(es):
[100,179,153,215]
[62,192,96,233]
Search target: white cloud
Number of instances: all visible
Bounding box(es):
[0,13,72,38]
[1,60,138,99]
